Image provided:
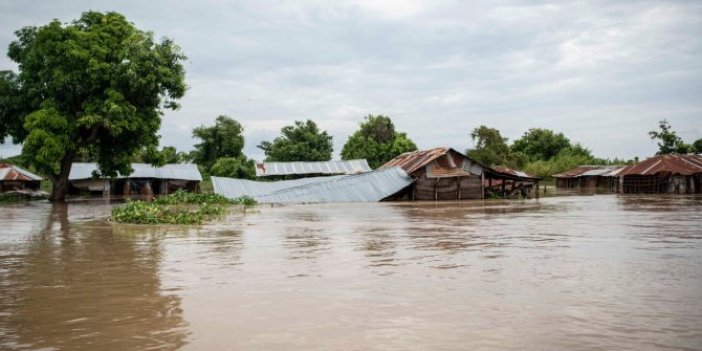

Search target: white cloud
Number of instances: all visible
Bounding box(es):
[1,0,701,161]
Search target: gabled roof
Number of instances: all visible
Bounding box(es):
[255,159,372,177]
[213,167,412,203]
[618,154,702,176]
[0,163,42,181]
[380,147,471,174]
[69,163,202,181]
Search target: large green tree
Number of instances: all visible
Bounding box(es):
[341,115,417,169]
[511,128,572,161]
[190,115,246,170]
[465,125,511,166]
[648,119,691,155]
[0,11,186,201]
[257,120,333,162]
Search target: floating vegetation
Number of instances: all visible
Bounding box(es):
[111,190,255,225]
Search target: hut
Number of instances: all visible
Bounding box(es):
[0,163,42,192]
[617,154,702,194]
[255,159,372,178]
[68,163,202,197]
[553,165,625,192]
[379,147,540,200]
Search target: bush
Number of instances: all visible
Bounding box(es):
[111,190,256,225]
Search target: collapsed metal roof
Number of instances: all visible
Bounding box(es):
[211,175,345,198]
[553,165,625,178]
[255,159,372,177]
[0,163,42,181]
[213,167,412,203]
[618,154,702,176]
[69,163,203,181]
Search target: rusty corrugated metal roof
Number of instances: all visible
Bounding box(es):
[491,166,540,180]
[553,166,603,178]
[553,165,626,178]
[380,147,456,174]
[618,154,702,176]
[0,163,42,181]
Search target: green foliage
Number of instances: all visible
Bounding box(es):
[191,115,246,170]
[648,119,692,155]
[341,115,417,169]
[111,190,256,225]
[136,146,186,165]
[511,128,572,161]
[693,138,702,153]
[258,120,333,162]
[0,11,186,200]
[210,156,256,179]
[466,125,513,167]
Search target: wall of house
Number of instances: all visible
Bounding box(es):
[412,175,483,200]
[0,180,41,192]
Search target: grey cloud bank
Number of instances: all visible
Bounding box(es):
[1,0,701,161]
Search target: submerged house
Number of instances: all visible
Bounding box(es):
[68,163,202,197]
[255,159,372,177]
[553,165,625,192]
[379,147,540,200]
[617,154,702,194]
[0,163,42,192]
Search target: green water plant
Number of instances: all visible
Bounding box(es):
[111,190,255,225]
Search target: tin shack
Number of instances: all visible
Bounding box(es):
[617,154,702,194]
[68,163,203,197]
[380,147,540,200]
[553,165,625,192]
[0,163,42,192]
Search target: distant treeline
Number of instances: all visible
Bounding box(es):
[3,116,700,180]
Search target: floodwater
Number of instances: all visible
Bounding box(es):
[1,195,701,351]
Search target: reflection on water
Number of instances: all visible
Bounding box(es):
[0,203,188,350]
[1,195,701,350]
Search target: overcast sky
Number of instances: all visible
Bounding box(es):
[1,0,701,161]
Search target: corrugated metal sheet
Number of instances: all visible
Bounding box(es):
[553,166,603,178]
[0,163,42,181]
[618,154,702,176]
[255,159,372,177]
[211,175,345,198]
[214,167,413,203]
[491,166,540,180]
[69,163,202,181]
[553,165,626,178]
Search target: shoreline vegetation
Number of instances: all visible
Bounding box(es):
[111,190,256,225]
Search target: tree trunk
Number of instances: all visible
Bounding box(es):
[49,151,76,202]
[50,173,70,202]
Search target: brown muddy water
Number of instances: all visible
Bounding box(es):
[1,195,701,351]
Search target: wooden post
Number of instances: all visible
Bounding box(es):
[618,176,624,194]
[434,178,439,201]
[535,181,540,199]
[480,172,485,199]
[501,179,506,197]
[457,176,462,200]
